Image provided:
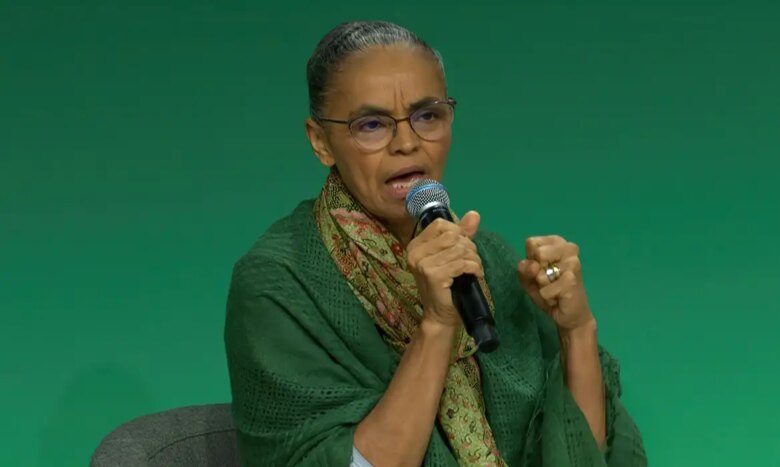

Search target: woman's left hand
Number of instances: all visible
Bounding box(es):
[517,235,595,333]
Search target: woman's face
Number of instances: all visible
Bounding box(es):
[306,45,451,233]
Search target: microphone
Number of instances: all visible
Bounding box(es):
[405,179,500,353]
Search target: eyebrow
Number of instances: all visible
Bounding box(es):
[347,96,443,119]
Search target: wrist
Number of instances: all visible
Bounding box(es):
[419,318,459,340]
[559,317,598,343]
[559,318,597,363]
[417,319,460,363]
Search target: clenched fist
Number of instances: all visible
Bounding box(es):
[407,211,483,328]
[517,235,595,332]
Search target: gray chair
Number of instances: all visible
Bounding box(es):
[90,403,241,467]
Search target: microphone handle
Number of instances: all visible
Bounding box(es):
[417,206,500,353]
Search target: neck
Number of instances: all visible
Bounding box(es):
[386,219,416,247]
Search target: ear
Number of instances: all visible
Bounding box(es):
[305,117,336,167]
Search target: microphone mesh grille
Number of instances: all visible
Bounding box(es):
[405,179,451,218]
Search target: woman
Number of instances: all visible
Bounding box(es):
[224,20,646,467]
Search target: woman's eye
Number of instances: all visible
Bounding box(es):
[356,118,387,132]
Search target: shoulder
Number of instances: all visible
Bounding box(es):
[230,199,318,295]
[225,199,325,350]
[241,199,317,264]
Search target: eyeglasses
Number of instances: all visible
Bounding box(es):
[314,98,456,151]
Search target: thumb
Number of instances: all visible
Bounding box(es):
[458,210,481,238]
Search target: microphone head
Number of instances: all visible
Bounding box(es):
[405,179,450,219]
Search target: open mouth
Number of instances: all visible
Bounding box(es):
[385,168,426,200]
[386,170,425,189]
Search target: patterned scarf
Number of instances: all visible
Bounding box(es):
[314,169,507,466]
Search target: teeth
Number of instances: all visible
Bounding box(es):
[391,176,421,190]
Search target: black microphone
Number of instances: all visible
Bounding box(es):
[405,179,500,353]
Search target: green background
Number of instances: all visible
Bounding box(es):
[2,1,779,465]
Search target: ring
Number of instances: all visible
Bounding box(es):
[545,263,561,283]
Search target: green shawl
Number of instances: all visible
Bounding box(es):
[224,197,647,466]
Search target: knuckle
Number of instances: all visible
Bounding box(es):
[537,268,548,282]
[442,231,458,244]
[434,218,452,231]
[461,237,477,250]
[406,249,417,262]
[564,270,577,285]
[407,251,420,269]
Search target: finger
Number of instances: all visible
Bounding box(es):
[429,258,485,289]
[458,210,481,239]
[429,231,477,260]
[534,256,581,286]
[518,259,540,283]
[518,260,542,299]
[525,235,567,260]
[414,218,461,242]
[517,259,546,306]
[528,241,579,265]
[408,223,463,261]
[423,241,482,271]
[538,270,578,303]
[448,259,484,280]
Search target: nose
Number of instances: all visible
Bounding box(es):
[387,119,419,156]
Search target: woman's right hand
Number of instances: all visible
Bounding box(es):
[406,211,483,328]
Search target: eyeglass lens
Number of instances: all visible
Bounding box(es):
[348,102,454,150]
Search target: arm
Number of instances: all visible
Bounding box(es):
[225,256,384,466]
[478,231,646,464]
[353,214,485,467]
[560,319,606,448]
[518,235,609,448]
[353,320,456,467]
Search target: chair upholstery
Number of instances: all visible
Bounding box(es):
[90,403,240,467]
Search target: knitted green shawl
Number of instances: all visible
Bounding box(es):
[224,199,647,466]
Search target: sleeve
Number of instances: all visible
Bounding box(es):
[224,254,382,467]
[598,351,648,466]
[478,231,647,466]
[535,333,648,467]
[527,279,647,466]
[350,445,374,467]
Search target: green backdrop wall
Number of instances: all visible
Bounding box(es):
[2,1,779,465]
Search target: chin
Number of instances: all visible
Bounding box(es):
[374,201,410,223]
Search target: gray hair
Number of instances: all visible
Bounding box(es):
[306,20,445,118]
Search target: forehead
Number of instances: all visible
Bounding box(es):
[326,45,446,113]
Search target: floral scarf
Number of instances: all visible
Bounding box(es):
[314,168,507,466]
